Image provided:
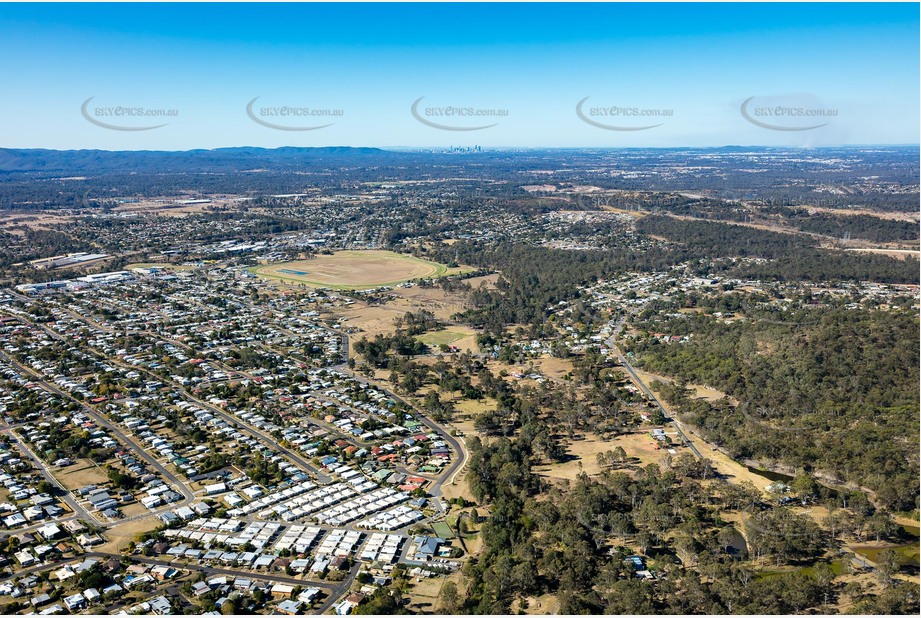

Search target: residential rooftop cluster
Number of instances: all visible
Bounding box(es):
[0,260,464,614]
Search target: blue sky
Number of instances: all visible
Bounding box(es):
[0,2,918,149]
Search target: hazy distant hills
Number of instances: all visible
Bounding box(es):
[1,145,916,212]
[0,146,389,173]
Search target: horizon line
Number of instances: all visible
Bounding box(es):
[3,144,920,153]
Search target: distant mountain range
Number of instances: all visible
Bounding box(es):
[0,146,390,173]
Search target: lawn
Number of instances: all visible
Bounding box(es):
[418,329,473,347]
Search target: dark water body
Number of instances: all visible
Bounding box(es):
[744,464,794,484]
[852,543,920,571]
[852,525,920,573]
[727,528,748,556]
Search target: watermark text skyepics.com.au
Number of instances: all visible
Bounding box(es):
[741,95,837,131]
[747,105,837,119]
[81,97,178,131]
[411,97,507,131]
[246,97,343,131]
[577,96,672,131]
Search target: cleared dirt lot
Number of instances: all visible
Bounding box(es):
[125,262,194,271]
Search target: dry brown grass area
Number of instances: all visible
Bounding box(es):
[0,212,78,233]
[801,205,920,222]
[513,593,561,614]
[599,206,646,218]
[533,431,676,483]
[406,570,466,613]
[462,273,500,288]
[110,197,225,217]
[417,326,480,354]
[259,250,474,290]
[262,251,442,287]
[439,475,474,503]
[452,398,497,416]
[98,516,162,553]
[329,270,495,344]
[332,287,476,341]
[0,198,224,234]
[632,367,736,404]
[119,502,149,518]
[55,459,110,490]
[529,357,575,381]
[843,247,920,260]
[336,304,408,339]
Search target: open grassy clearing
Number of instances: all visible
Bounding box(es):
[533,430,677,483]
[119,502,149,518]
[843,247,920,260]
[452,397,498,416]
[335,304,409,339]
[406,570,466,612]
[418,328,470,346]
[514,593,561,614]
[331,286,478,342]
[522,357,575,382]
[98,517,162,553]
[106,196,232,217]
[326,269,494,339]
[440,474,474,503]
[417,326,480,353]
[54,458,110,490]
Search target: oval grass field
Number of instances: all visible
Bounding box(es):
[254,250,460,289]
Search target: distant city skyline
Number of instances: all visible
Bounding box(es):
[1,2,918,149]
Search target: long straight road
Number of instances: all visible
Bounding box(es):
[0,349,196,517]
[0,426,95,523]
[0,549,350,606]
[7,304,328,483]
[605,319,702,459]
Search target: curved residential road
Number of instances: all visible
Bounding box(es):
[333,331,470,498]
[332,363,468,501]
